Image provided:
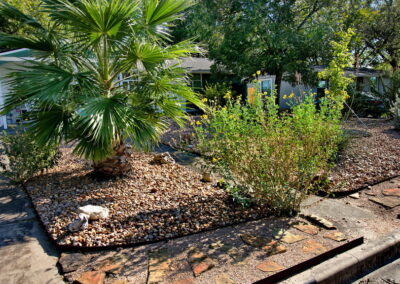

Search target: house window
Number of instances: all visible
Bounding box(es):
[261,79,273,94]
[317,80,328,101]
[191,73,203,92]
[318,80,327,89]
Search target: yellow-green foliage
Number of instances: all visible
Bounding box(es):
[195,93,343,215]
[319,29,355,116]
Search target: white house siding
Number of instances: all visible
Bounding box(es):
[279,81,315,109]
[0,62,11,129]
[0,61,31,127]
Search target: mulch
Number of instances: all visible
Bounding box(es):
[331,118,400,192]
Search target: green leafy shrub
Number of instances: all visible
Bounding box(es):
[202,82,232,106]
[0,130,60,183]
[195,93,343,215]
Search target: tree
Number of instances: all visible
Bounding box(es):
[175,0,335,104]
[361,0,400,71]
[0,0,203,176]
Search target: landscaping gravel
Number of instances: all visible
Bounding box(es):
[26,149,269,247]
[332,118,400,192]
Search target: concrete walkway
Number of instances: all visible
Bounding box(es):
[353,258,400,283]
[0,177,64,284]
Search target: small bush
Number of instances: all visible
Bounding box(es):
[0,130,60,183]
[202,82,232,106]
[195,93,343,215]
[391,95,400,129]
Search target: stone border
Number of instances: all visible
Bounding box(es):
[22,183,275,251]
[317,174,400,198]
[284,229,400,284]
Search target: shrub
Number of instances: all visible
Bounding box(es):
[195,93,343,215]
[391,95,400,129]
[202,82,232,106]
[0,130,60,183]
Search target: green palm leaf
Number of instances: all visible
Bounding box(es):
[0,0,202,171]
[2,61,97,113]
[0,1,45,30]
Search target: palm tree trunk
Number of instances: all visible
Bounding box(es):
[93,142,132,176]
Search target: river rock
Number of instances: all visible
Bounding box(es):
[78,205,109,221]
[151,152,175,165]
[69,213,89,232]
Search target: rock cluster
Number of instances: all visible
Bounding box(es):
[151,152,175,165]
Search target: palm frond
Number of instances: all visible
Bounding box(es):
[43,0,138,44]
[28,105,75,146]
[143,0,194,26]
[0,1,45,30]
[124,39,201,72]
[0,33,55,52]
[1,61,96,113]
[73,94,160,161]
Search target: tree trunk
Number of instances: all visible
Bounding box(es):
[275,72,283,107]
[390,59,399,72]
[93,142,132,177]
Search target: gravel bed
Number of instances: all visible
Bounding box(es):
[26,149,269,247]
[331,118,400,192]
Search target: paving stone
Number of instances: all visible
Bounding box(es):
[274,231,307,244]
[323,231,347,242]
[349,193,360,199]
[302,240,327,254]
[75,271,105,284]
[209,241,224,249]
[256,260,285,272]
[192,258,215,277]
[224,247,246,264]
[293,224,319,235]
[214,273,235,284]
[95,254,128,274]
[59,252,88,273]
[188,250,207,264]
[171,278,196,284]
[369,197,400,209]
[261,240,287,255]
[382,188,400,197]
[148,249,171,284]
[148,270,165,284]
[111,280,127,284]
[188,248,215,277]
[240,234,270,248]
[301,214,337,230]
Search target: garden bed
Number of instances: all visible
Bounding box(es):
[161,117,400,194]
[331,118,400,192]
[26,148,269,248]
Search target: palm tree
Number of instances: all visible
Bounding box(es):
[0,0,203,176]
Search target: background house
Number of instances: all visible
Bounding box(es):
[0,50,391,126]
[0,50,215,129]
[247,66,389,109]
[0,48,35,129]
